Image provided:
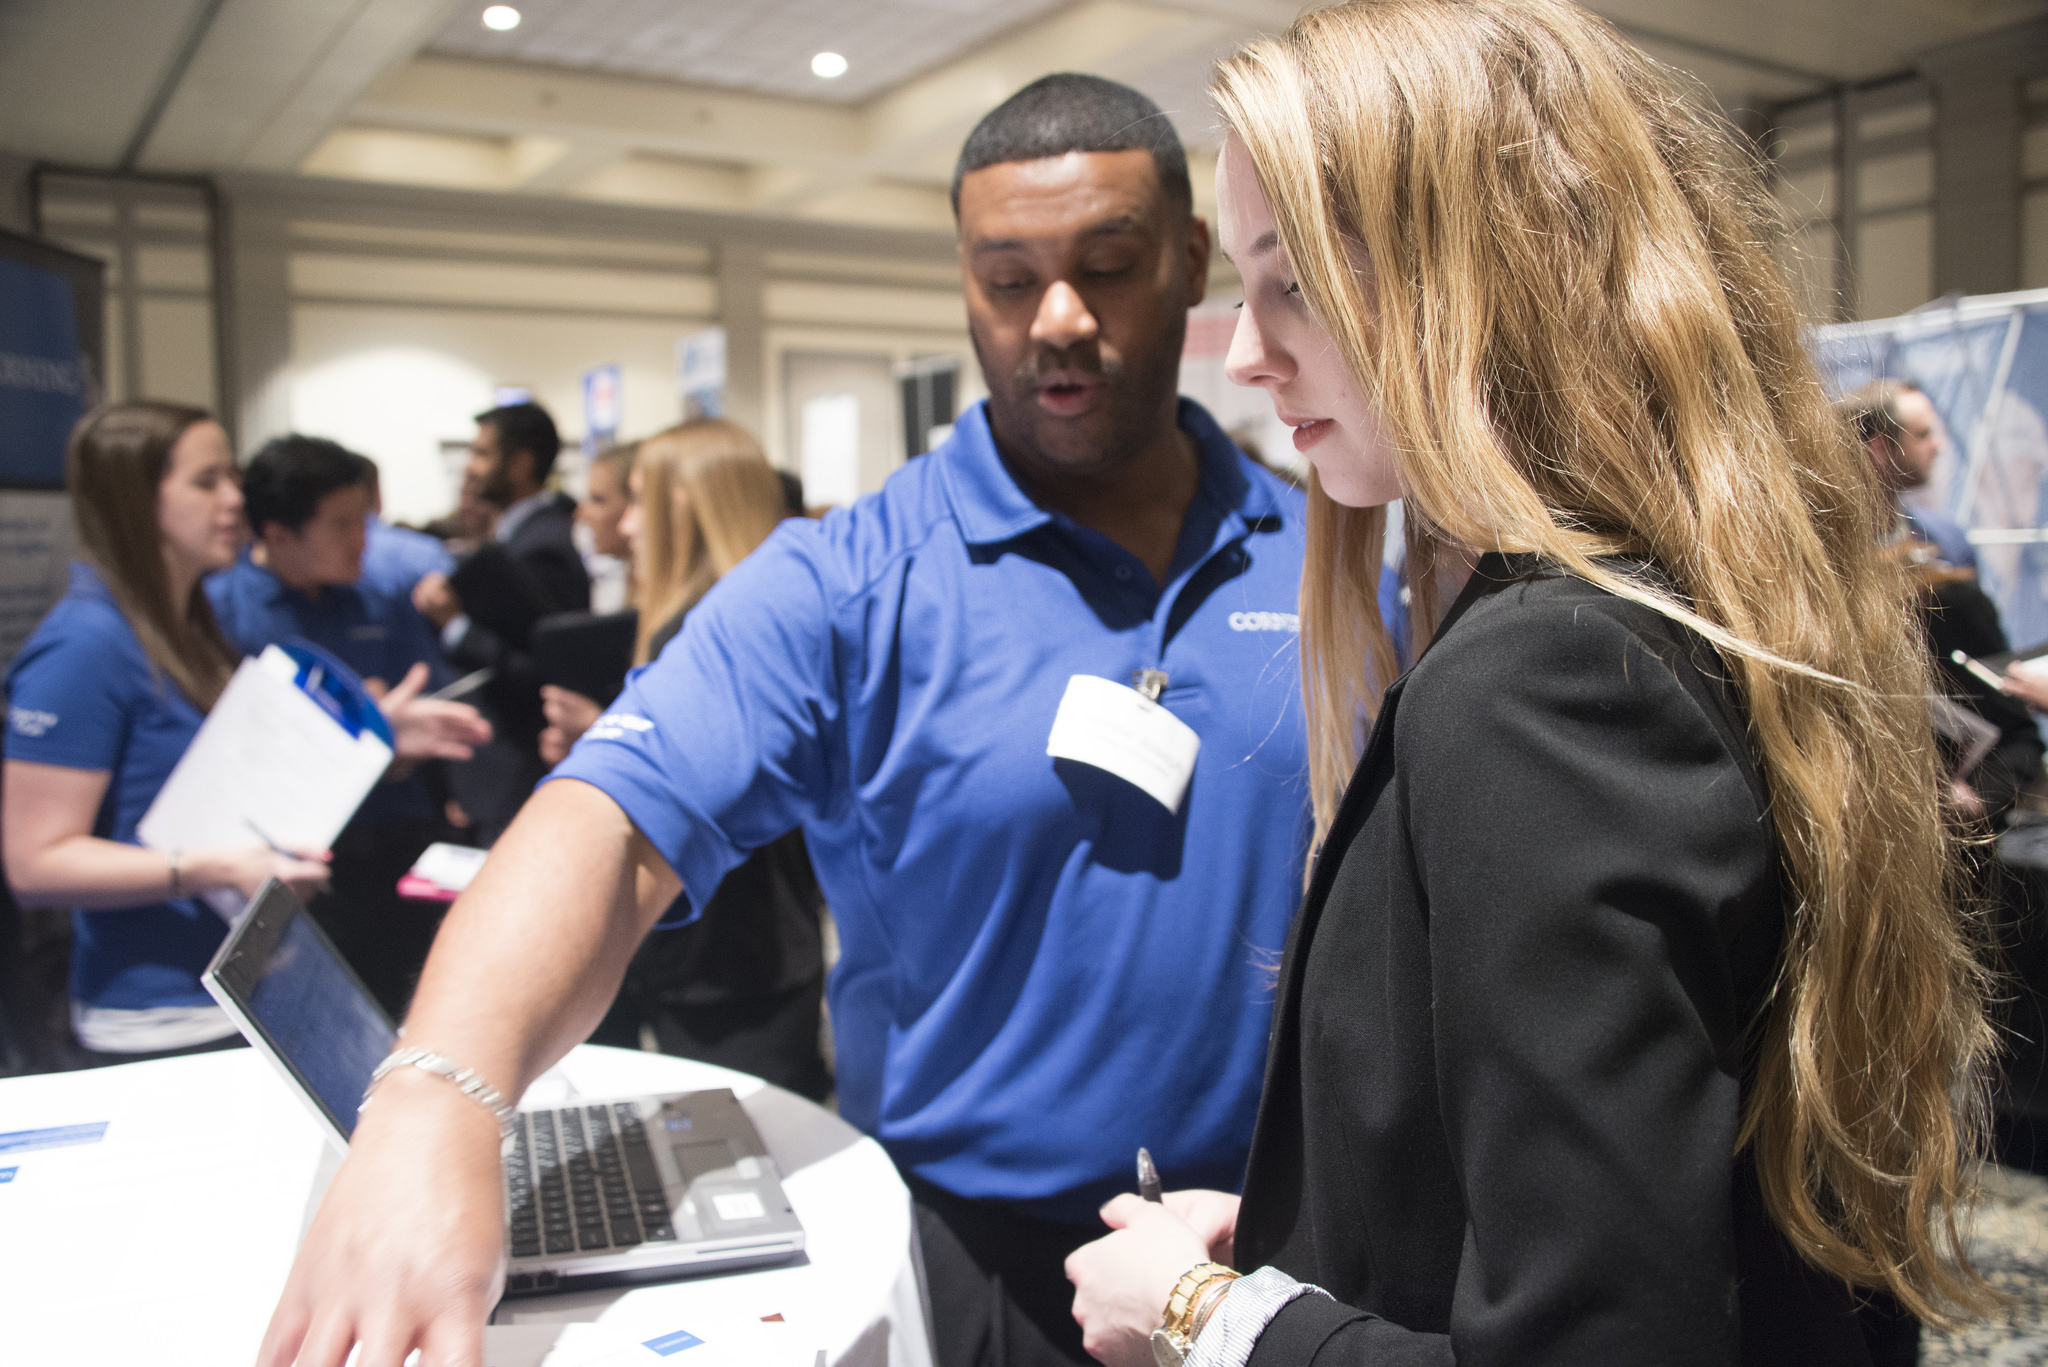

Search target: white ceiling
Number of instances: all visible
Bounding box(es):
[412,0,2048,115]
[1,0,2044,232]
[0,0,216,166]
[425,0,1076,104]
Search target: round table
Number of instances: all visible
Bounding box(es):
[0,1044,933,1367]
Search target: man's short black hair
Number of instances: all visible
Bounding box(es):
[951,73,1191,220]
[243,434,372,536]
[477,401,562,483]
[1837,378,1924,451]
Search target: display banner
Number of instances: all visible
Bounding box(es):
[0,244,99,489]
[0,230,102,668]
[0,491,74,665]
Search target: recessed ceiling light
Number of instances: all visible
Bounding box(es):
[482,5,521,31]
[811,52,848,79]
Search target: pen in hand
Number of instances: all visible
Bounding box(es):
[1137,1146,1162,1203]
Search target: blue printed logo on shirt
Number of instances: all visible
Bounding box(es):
[8,705,56,737]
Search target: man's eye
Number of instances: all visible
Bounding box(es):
[988,277,1030,293]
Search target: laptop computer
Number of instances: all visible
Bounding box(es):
[202,880,806,1296]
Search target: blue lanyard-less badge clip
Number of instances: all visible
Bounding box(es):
[280,638,395,749]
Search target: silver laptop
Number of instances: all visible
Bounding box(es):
[202,880,806,1296]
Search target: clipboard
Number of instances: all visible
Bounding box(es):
[533,610,638,705]
[137,641,395,920]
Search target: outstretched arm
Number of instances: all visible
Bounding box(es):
[257,777,682,1367]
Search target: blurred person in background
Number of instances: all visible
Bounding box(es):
[543,420,828,1099]
[414,401,591,843]
[356,451,469,851]
[357,458,454,607]
[208,434,491,1018]
[210,436,450,693]
[1839,384,2043,824]
[577,442,635,614]
[1849,379,1975,571]
[414,401,590,640]
[3,402,331,1064]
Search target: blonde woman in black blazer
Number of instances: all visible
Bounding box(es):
[1065,3,1992,1365]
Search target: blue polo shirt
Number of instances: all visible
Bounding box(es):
[362,514,454,601]
[1904,505,1977,572]
[552,399,1312,1216]
[206,554,446,821]
[5,563,224,1010]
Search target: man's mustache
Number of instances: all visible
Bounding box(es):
[1015,346,1124,389]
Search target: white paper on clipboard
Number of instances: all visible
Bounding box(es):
[137,645,393,920]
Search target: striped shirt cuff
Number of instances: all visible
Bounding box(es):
[1185,1265,1331,1367]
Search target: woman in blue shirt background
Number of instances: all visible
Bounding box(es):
[3,400,331,1063]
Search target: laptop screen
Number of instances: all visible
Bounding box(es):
[206,883,397,1140]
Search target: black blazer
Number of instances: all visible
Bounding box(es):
[452,492,591,744]
[1234,555,1908,1367]
[500,491,591,620]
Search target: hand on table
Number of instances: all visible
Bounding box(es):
[1066,1191,1229,1367]
[413,572,463,630]
[381,663,493,762]
[258,1067,509,1367]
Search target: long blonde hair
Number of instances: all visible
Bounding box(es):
[67,400,238,709]
[1215,0,1991,1322]
[631,419,787,663]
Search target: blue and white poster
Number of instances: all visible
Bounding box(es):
[582,362,622,446]
[0,254,91,489]
[675,327,725,420]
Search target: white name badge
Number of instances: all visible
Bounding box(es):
[1045,674,1201,812]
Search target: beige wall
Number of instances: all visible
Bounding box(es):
[211,178,973,526]
[36,175,219,412]
[1768,82,1940,324]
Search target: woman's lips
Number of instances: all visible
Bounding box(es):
[1291,418,1335,452]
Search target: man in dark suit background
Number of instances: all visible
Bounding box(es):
[414,401,591,842]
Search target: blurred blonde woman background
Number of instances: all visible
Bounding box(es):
[576,441,636,615]
[1066,2,1991,1364]
[542,420,829,1099]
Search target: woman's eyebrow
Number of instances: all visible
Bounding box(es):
[1220,229,1281,266]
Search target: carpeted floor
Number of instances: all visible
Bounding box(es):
[1923,1165,2048,1365]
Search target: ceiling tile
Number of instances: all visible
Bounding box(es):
[428,0,1073,103]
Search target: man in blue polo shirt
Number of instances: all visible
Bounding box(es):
[262,76,1312,1367]
[208,434,486,1017]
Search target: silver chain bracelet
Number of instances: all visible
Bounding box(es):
[362,1047,517,1142]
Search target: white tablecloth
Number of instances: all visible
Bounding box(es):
[0,1045,933,1367]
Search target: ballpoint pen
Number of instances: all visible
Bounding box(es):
[1138,1146,1162,1203]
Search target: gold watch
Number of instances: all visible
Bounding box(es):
[1150,1262,1238,1367]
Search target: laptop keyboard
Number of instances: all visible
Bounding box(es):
[507,1103,678,1260]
